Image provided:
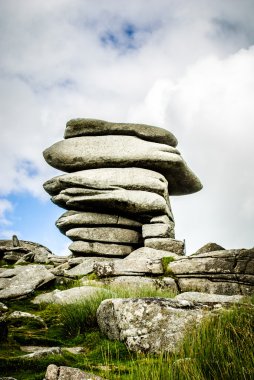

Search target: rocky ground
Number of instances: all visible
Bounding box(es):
[0,238,253,379]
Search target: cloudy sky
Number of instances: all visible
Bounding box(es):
[0,0,253,255]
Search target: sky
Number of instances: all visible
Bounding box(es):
[0,0,253,255]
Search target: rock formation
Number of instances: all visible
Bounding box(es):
[43,118,202,260]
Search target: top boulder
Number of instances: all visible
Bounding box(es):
[64,118,178,147]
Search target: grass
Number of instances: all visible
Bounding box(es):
[1,282,253,379]
[161,256,175,274]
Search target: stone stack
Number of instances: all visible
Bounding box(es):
[43,119,202,259]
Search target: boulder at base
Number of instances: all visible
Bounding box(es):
[97,295,244,353]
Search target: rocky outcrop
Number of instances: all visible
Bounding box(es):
[0,265,55,300]
[93,247,179,277]
[97,294,244,353]
[167,248,254,295]
[0,238,55,265]
[45,364,105,380]
[43,118,202,263]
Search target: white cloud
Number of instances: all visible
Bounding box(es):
[0,199,13,225]
[0,0,253,252]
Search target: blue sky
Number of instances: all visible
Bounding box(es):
[0,0,254,255]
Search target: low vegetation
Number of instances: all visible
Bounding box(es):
[1,284,253,379]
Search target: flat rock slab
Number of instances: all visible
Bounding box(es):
[168,248,254,295]
[20,347,61,359]
[32,286,109,305]
[56,210,141,233]
[43,135,202,195]
[64,118,178,147]
[175,292,244,306]
[142,223,174,239]
[63,257,121,276]
[97,298,207,353]
[44,167,168,198]
[69,241,134,257]
[66,227,141,244]
[52,188,170,218]
[45,364,105,380]
[94,247,180,277]
[145,238,184,255]
[0,265,55,301]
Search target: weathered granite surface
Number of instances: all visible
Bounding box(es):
[97,295,244,353]
[64,118,178,147]
[168,248,254,295]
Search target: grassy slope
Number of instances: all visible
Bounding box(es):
[0,283,253,380]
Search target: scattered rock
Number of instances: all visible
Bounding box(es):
[0,265,55,300]
[32,286,109,305]
[21,346,61,359]
[6,311,47,328]
[45,364,105,380]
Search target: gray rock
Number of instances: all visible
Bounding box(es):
[44,167,169,198]
[66,227,141,245]
[56,210,141,233]
[175,292,244,306]
[94,247,179,277]
[64,118,178,147]
[106,276,157,288]
[145,238,184,255]
[3,251,24,263]
[6,311,46,328]
[177,278,253,295]
[97,298,207,353]
[64,257,120,277]
[69,241,134,257]
[150,214,174,224]
[52,188,171,218]
[142,223,174,239]
[21,346,61,359]
[126,247,180,260]
[168,248,254,295]
[0,239,52,255]
[32,286,109,305]
[0,302,8,315]
[0,265,55,300]
[193,242,225,255]
[43,135,202,195]
[45,364,105,380]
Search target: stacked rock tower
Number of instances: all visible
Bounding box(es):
[43,119,202,258]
